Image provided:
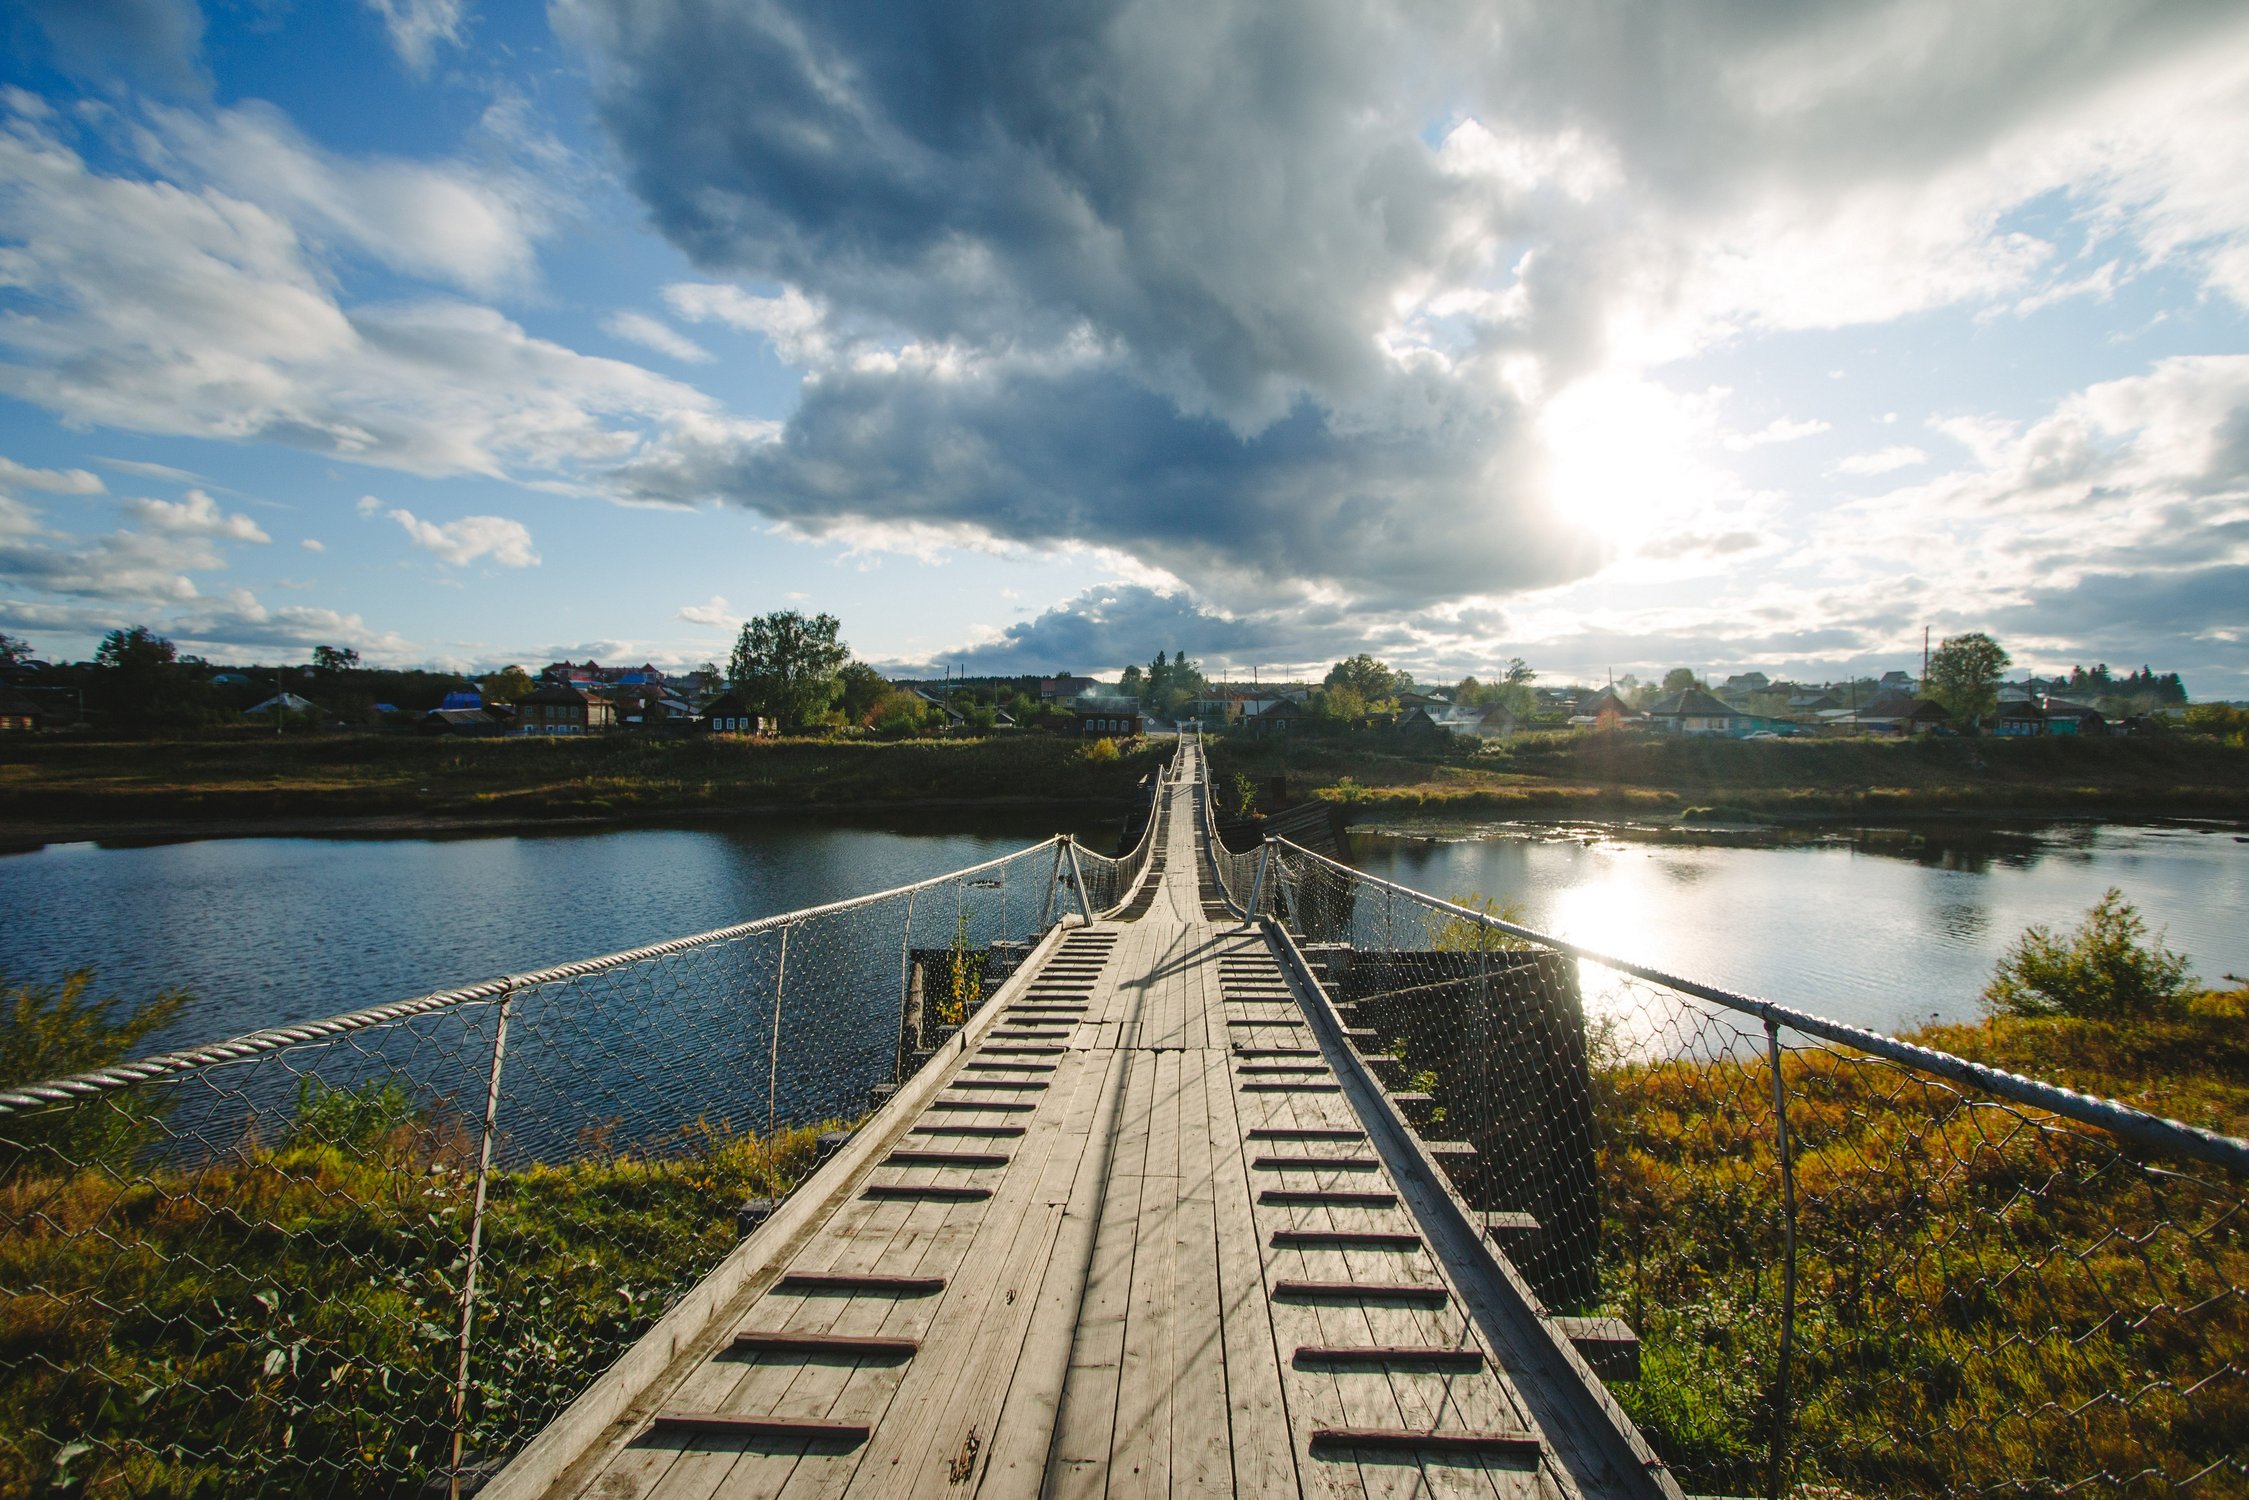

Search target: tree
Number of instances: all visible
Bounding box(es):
[1325,654,1400,700]
[836,661,889,723]
[1460,659,1538,717]
[1925,631,2011,730]
[310,645,360,673]
[480,665,535,704]
[96,625,177,675]
[1118,663,1146,700]
[1983,889,2194,1021]
[0,633,30,667]
[866,688,931,735]
[1661,668,1699,694]
[729,611,851,730]
[690,662,724,699]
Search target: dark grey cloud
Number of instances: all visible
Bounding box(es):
[562,0,1602,601]
[1997,565,2249,642]
[562,0,1481,420]
[889,584,1447,679]
[611,356,1595,601]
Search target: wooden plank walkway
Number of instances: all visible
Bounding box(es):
[497,742,1677,1500]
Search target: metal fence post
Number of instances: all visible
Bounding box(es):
[1764,1016,1799,1500]
[450,982,514,1500]
[767,924,790,1136]
[1040,841,1065,929]
[895,889,918,1082]
[1247,844,1271,916]
[1065,838,1094,923]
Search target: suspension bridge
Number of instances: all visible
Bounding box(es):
[0,736,2241,1498]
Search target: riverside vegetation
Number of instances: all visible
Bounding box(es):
[1210,725,2249,821]
[1587,893,2248,1495]
[0,970,840,1497]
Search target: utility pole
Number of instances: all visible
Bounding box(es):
[1922,626,1930,690]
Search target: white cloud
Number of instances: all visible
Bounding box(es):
[677,594,739,628]
[143,99,547,295]
[171,588,410,656]
[301,538,326,552]
[1723,417,1830,451]
[603,310,713,364]
[377,505,540,567]
[0,456,105,494]
[1834,446,1930,476]
[0,497,219,604]
[0,104,710,487]
[663,283,832,366]
[360,0,470,78]
[121,488,270,541]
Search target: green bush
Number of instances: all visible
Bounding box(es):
[1982,887,2195,1021]
[0,971,187,1177]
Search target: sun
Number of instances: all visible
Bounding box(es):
[1538,374,1698,543]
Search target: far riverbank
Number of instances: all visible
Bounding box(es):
[1208,728,2249,824]
[5,729,2246,851]
[0,733,1168,849]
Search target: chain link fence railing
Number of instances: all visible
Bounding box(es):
[1073,740,1180,917]
[1243,831,2248,1499]
[0,838,1074,1499]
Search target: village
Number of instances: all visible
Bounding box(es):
[0,625,2196,742]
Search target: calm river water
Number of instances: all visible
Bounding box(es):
[3,815,2244,1063]
[0,812,1103,1057]
[1349,820,2249,1035]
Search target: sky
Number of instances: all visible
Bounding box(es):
[1,0,2246,694]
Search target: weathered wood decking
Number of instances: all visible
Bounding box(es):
[493,744,1676,1500]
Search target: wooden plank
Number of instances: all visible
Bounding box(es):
[728,1332,918,1359]
[975,1042,1128,1492]
[1199,1013,1303,1498]
[649,1416,870,1444]
[1044,1044,1155,1495]
[1111,1045,1184,1493]
[1309,1428,1543,1458]
[761,1058,1109,1500]
[773,1274,945,1296]
[845,1038,1114,1498]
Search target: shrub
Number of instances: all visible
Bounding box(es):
[1081,736,1120,763]
[1983,888,2195,1021]
[0,971,187,1175]
[1431,891,1530,952]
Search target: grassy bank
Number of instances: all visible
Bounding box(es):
[0,733,1168,837]
[1210,729,2249,822]
[1595,998,2249,1495]
[0,1085,837,1497]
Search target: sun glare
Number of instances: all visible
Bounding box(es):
[1539,374,1697,542]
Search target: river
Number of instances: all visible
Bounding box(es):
[1347,818,2249,1035]
[3,814,2243,1065]
[0,811,1106,1057]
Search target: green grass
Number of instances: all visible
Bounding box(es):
[0,732,1169,828]
[0,1092,840,1498]
[1597,998,2249,1496]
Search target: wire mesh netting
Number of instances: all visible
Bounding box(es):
[1071,752,1172,917]
[0,838,1072,1498]
[1196,785,2248,1498]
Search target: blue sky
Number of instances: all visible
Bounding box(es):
[2,0,2246,694]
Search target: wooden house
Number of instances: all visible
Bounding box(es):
[518,682,615,736]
